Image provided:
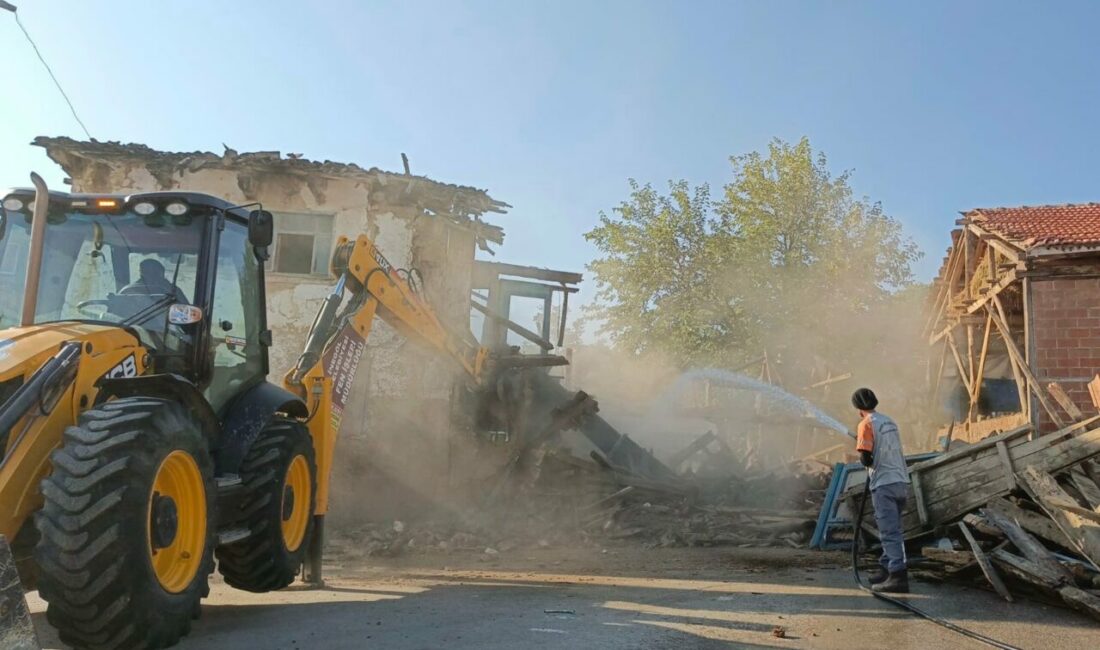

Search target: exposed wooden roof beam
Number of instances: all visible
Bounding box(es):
[966,270,1020,314]
[966,223,1024,262]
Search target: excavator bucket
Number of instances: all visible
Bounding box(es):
[0,535,39,650]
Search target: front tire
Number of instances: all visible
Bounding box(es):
[34,398,216,650]
[216,417,317,592]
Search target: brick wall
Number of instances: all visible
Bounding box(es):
[1031,278,1100,430]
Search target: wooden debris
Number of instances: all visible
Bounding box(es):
[1047,501,1100,525]
[959,520,1013,601]
[921,547,975,567]
[985,498,1073,549]
[991,548,1065,594]
[988,299,1066,429]
[1069,468,1100,511]
[1019,466,1100,571]
[991,549,1100,621]
[962,512,1005,539]
[1048,382,1085,421]
[895,416,1100,623]
[1084,460,1100,489]
[487,391,601,503]
[901,418,1100,538]
[983,506,1074,582]
[1089,374,1100,412]
[1059,587,1100,622]
[1066,562,1100,589]
[667,431,718,469]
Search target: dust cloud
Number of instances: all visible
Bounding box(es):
[318,251,936,552]
[320,280,935,547]
[564,282,935,473]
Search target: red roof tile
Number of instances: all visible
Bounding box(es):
[968,203,1100,250]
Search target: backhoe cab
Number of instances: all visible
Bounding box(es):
[0,178,318,649]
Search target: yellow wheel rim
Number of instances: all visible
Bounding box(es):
[147,450,207,594]
[281,455,311,552]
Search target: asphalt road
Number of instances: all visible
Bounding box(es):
[27,547,1100,649]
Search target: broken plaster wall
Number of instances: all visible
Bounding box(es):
[61,160,478,518]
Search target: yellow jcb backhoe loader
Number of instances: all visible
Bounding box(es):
[0,174,559,649]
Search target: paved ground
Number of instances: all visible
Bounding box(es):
[28,546,1100,649]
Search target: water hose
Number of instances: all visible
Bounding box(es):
[852,476,1022,650]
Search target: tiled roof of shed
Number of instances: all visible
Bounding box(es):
[967,203,1100,250]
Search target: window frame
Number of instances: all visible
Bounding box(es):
[264,211,335,277]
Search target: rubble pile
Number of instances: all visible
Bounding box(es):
[329,518,578,560]
[588,500,821,548]
[581,460,831,548]
[902,461,1100,621]
[328,447,834,559]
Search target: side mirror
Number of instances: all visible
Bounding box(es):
[248,209,274,260]
[248,209,274,247]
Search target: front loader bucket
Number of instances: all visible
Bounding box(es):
[0,535,39,650]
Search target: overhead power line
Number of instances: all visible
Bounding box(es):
[2,2,93,139]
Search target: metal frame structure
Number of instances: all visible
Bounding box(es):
[472,261,582,352]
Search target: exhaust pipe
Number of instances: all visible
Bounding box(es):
[19,172,48,327]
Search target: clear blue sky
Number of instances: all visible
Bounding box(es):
[4,1,1099,310]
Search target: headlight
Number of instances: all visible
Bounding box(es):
[133,201,156,216]
[165,202,189,217]
[2,198,24,211]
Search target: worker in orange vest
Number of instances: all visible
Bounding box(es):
[854,387,911,593]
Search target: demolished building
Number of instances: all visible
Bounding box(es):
[925,203,1100,441]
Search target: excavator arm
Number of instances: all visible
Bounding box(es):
[287,235,489,392]
[283,233,577,584]
[282,234,491,579]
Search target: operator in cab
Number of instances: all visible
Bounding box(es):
[853,387,911,594]
[124,258,189,303]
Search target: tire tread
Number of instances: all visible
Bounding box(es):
[216,417,316,593]
[34,397,215,650]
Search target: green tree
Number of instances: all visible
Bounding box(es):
[584,137,922,372]
[718,137,921,365]
[584,180,748,367]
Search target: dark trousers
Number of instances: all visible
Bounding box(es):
[871,481,909,573]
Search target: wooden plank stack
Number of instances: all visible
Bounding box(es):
[897,417,1100,537]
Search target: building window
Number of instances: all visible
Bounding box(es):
[266,212,334,276]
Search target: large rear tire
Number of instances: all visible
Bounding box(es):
[216,417,317,592]
[34,397,216,650]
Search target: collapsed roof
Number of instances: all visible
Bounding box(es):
[33,136,510,247]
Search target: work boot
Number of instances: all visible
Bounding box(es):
[871,570,909,594]
[866,567,889,585]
